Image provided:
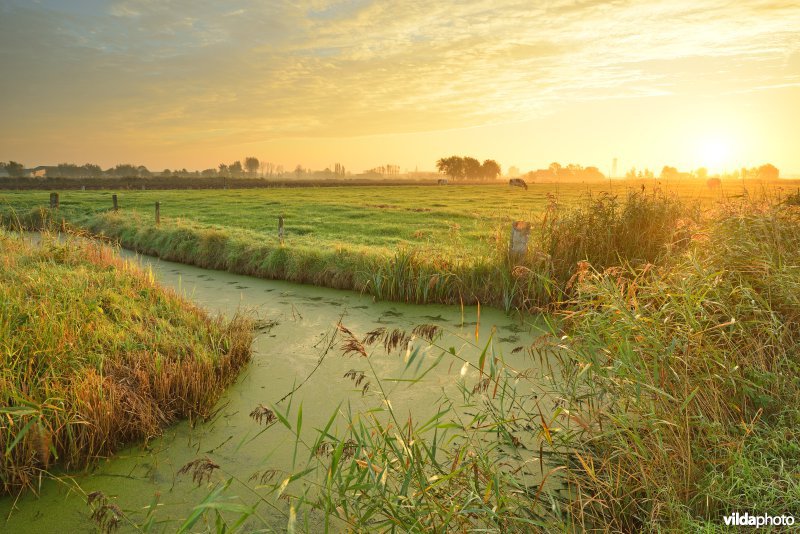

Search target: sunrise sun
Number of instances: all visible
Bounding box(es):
[698,137,733,172]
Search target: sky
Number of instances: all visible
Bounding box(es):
[1,0,799,175]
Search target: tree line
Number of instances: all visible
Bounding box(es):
[524,162,605,181]
[0,157,284,179]
[436,156,501,180]
[624,164,780,181]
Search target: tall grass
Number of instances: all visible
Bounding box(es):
[547,199,800,530]
[539,187,696,286]
[0,231,254,495]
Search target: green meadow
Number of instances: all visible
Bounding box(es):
[0,180,754,254]
[2,180,786,311]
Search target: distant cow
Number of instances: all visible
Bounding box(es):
[437,178,448,185]
[706,177,721,189]
[509,178,528,190]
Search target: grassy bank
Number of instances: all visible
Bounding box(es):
[0,232,254,495]
[548,198,800,530]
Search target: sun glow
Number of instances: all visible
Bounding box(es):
[698,137,733,173]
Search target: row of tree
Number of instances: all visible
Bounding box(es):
[623,164,780,181]
[0,157,285,179]
[436,156,501,180]
[525,162,605,181]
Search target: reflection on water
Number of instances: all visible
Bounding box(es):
[1,240,554,532]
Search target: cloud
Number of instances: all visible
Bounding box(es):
[1,0,799,155]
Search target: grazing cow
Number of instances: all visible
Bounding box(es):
[509,178,528,190]
[437,178,448,185]
[706,177,721,189]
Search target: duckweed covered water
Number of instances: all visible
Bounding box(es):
[1,241,555,532]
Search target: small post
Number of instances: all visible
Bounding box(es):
[509,221,530,259]
[155,201,161,225]
[112,194,118,212]
[49,192,59,209]
[278,216,285,243]
[81,185,86,191]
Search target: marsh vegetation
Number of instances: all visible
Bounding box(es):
[1,181,799,531]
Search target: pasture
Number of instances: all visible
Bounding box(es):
[0,179,761,255]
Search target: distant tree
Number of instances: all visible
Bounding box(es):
[660,166,679,180]
[52,163,78,177]
[201,168,217,177]
[112,163,139,177]
[295,165,304,179]
[585,166,606,180]
[229,161,243,178]
[218,163,229,177]
[244,157,260,176]
[262,162,277,177]
[82,163,103,177]
[480,159,501,180]
[757,163,779,180]
[162,168,172,177]
[436,156,465,180]
[548,162,562,178]
[3,161,25,177]
[137,165,151,178]
[694,167,708,180]
[462,157,482,179]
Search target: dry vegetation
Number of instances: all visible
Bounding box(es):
[0,232,253,495]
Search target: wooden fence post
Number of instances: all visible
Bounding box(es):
[49,192,59,209]
[509,221,530,258]
[155,201,160,225]
[112,194,118,212]
[278,216,285,243]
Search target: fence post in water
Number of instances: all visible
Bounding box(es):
[155,201,161,225]
[278,216,285,243]
[112,194,118,212]
[49,192,59,209]
[509,221,530,259]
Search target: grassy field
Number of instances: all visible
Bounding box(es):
[3,179,794,312]
[0,232,254,496]
[0,180,774,254]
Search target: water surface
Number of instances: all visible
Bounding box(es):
[1,240,553,532]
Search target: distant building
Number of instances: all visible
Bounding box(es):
[30,165,58,178]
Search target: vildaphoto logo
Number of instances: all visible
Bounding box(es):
[723,512,795,528]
